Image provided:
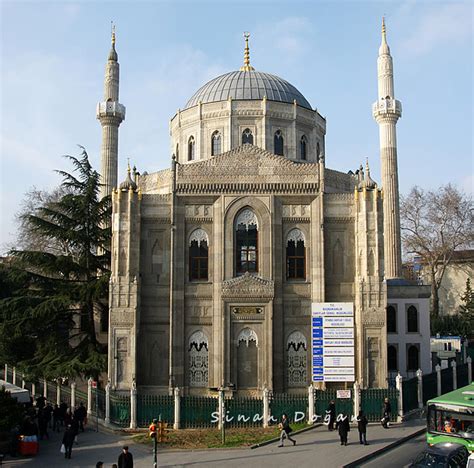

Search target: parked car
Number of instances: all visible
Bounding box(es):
[410,442,469,467]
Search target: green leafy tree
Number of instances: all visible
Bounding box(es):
[0,387,25,432]
[0,147,111,380]
[458,278,474,337]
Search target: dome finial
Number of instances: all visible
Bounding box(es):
[240,32,255,72]
[381,16,387,43]
[111,21,116,46]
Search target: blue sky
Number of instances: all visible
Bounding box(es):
[1,0,472,250]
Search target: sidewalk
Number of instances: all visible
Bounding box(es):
[2,419,425,467]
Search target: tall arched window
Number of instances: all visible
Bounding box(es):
[286,229,306,280]
[274,130,284,156]
[188,136,195,161]
[235,209,258,275]
[211,131,221,156]
[387,305,397,333]
[237,328,258,388]
[188,331,209,387]
[387,345,397,371]
[189,229,208,281]
[287,331,307,387]
[407,306,418,333]
[300,135,307,160]
[407,345,419,371]
[242,128,254,145]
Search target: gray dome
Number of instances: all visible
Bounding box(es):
[185,70,312,110]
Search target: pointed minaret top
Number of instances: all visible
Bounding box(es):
[240,32,255,72]
[108,21,118,61]
[379,17,390,55]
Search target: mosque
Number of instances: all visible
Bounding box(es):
[99,21,431,395]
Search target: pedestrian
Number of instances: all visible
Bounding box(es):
[326,400,336,431]
[44,402,53,429]
[64,407,73,427]
[118,445,134,468]
[38,408,49,440]
[336,414,350,446]
[59,401,68,426]
[53,404,61,432]
[381,397,392,429]
[277,413,296,447]
[356,410,369,445]
[71,415,79,444]
[75,402,87,432]
[62,424,75,459]
[96,462,104,468]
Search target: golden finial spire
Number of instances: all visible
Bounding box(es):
[240,32,255,72]
[111,21,116,46]
[127,157,131,174]
[381,16,386,42]
[366,157,370,175]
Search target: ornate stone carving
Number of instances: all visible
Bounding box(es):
[189,228,209,246]
[287,331,307,387]
[237,327,258,346]
[287,228,305,244]
[222,273,274,299]
[188,330,209,387]
[235,209,258,229]
[362,307,385,326]
[282,205,311,218]
[185,205,212,218]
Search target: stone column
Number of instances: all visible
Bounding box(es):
[395,373,403,422]
[435,365,442,396]
[173,387,181,430]
[263,388,270,428]
[56,381,61,406]
[451,360,457,390]
[43,378,47,398]
[31,383,36,398]
[71,382,76,409]
[87,378,93,416]
[21,374,25,389]
[13,367,16,386]
[130,382,137,429]
[353,381,361,417]
[307,385,315,425]
[4,364,7,381]
[467,357,472,383]
[416,369,423,409]
[105,382,111,425]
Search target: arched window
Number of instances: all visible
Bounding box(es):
[387,345,397,371]
[188,136,195,161]
[189,229,208,281]
[286,229,306,280]
[211,131,221,156]
[274,130,284,156]
[235,209,258,275]
[317,141,321,159]
[237,328,258,388]
[242,128,254,145]
[387,305,397,333]
[300,135,307,160]
[287,331,307,387]
[407,345,419,371]
[188,331,209,387]
[407,306,418,333]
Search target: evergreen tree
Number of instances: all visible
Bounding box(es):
[458,278,474,337]
[0,147,110,380]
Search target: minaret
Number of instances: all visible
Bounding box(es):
[373,18,402,279]
[97,24,126,199]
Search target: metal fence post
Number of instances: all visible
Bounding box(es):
[353,381,361,417]
[13,367,16,386]
[307,385,314,425]
[56,381,61,406]
[21,373,25,389]
[43,378,47,399]
[71,382,76,409]
[130,381,137,429]
[173,387,181,430]
[395,373,403,422]
[416,369,423,409]
[87,377,93,415]
[435,364,442,396]
[105,381,111,425]
[262,387,270,428]
[451,361,457,390]
[468,357,473,383]
[4,364,7,381]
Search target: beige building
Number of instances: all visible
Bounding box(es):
[101,23,429,395]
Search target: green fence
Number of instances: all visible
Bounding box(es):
[422,371,438,404]
[360,388,398,422]
[225,397,263,427]
[91,388,106,419]
[402,377,418,413]
[315,390,353,423]
[137,394,173,427]
[110,392,130,427]
[271,393,308,425]
[181,396,218,428]
[441,367,453,395]
[75,388,88,406]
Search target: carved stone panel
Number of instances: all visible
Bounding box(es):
[222,273,274,299]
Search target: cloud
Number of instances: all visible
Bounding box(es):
[400,3,472,56]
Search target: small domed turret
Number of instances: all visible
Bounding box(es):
[119,163,137,191]
[358,159,377,190]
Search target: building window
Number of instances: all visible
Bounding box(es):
[274,130,284,155]
[407,305,418,333]
[286,229,306,280]
[387,305,397,333]
[387,345,397,371]
[287,331,307,387]
[235,209,258,275]
[188,331,209,387]
[189,229,208,281]
[300,135,307,160]
[407,345,419,371]
[317,141,321,158]
[237,328,258,388]
[188,136,195,161]
[211,131,221,156]
[242,128,253,145]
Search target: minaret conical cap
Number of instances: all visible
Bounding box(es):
[108,22,118,61]
[379,17,391,55]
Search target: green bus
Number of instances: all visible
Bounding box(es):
[426,382,474,452]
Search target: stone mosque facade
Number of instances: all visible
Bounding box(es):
[99,23,431,395]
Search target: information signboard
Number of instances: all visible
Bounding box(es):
[312,303,355,382]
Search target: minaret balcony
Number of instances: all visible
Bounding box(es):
[96,101,126,120]
[372,98,402,118]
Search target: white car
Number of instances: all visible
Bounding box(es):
[467,452,474,468]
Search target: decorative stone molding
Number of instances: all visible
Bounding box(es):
[185,204,212,218]
[235,209,258,229]
[282,205,311,218]
[282,217,310,224]
[237,327,258,346]
[287,331,307,347]
[362,307,385,326]
[222,272,274,299]
[287,228,305,244]
[188,330,209,347]
[324,217,355,224]
[189,228,208,246]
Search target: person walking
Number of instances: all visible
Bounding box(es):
[53,404,61,432]
[381,397,392,429]
[118,445,134,468]
[336,414,350,446]
[356,410,369,445]
[326,400,336,431]
[62,424,75,459]
[75,402,87,432]
[38,408,49,440]
[277,413,296,447]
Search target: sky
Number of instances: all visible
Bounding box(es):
[1,0,473,251]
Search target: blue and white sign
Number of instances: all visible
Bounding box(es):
[312,303,355,382]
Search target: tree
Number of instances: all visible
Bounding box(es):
[400,184,473,317]
[458,278,474,336]
[0,147,111,380]
[0,387,24,432]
